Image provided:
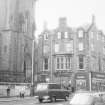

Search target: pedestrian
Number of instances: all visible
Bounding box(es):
[20,92,22,98]
[7,88,10,97]
[21,91,25,98]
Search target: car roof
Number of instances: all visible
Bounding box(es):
[37,83,60,85]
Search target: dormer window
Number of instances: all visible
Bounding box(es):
[78,30,84,38]
[57,32,61,39]
[65,32,68,38]
[44,33,48,40]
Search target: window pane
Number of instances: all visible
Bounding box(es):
[49,84,61,89]
[44,33,48,40]
[65,57,68,69]
[61,57,64,69]
[79,56,84,69]
[58,32,61,39]
[66,43,71,52]
[55,44,59,52]
[57,58,60,69]
[78,30,83,38]
[65,32,68,38]
[44,58,48,70]
[79,63,83,69]
[90,32,94,39]
[79,43,83,51]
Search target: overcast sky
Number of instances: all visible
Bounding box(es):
[35,0,105,38]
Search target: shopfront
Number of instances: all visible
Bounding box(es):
[74,72,89,91]
[54,70,73,85]
[37,71,50,83]
[91,72,105,91]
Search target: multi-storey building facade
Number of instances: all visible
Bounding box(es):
[0,0,36,83]
[38,17,75,84]
[38,17,105,91]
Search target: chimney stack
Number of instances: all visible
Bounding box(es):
[59,17,67,27]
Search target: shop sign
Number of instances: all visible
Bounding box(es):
[37,71,50,75]
[0,85,8,89]
[54,71,72,77]
[91,72,105,79]
[76,76,86,79]
[75,73,87,79]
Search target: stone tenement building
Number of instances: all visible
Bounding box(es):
[38,17,105,91]
[0,0,36,83]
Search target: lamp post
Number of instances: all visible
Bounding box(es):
[30,0,37,95]
[30,39,35,96]
[50,34,53,82]
[31,40,35,86]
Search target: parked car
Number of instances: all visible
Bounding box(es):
[69,92,104,105]
[34,83,71,102]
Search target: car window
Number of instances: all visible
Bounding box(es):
[49,84,61,89]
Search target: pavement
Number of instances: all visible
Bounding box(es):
[0,96,37,102]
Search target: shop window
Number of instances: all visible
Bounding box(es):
[102,59,105,72]
[65,57,71,69]
[65,41,73,53]
[43,45,49,53]
[102,36,105,43]
[97,33,99,40]
[76,80,86,90]
[91,57,96,71]
[61,57,64,69]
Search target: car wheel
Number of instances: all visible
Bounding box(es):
[51,96,56,102]
[65,95,69,101]
[39,98,43,103]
